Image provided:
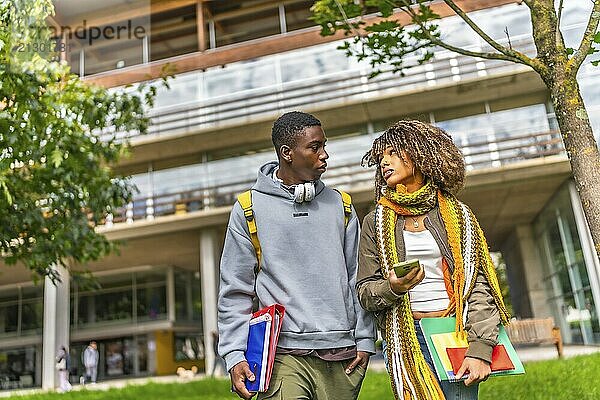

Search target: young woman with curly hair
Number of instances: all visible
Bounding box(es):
[356,120,510,400]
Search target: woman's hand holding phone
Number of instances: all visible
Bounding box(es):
[388,261,425,295]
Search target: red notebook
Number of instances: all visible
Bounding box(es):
[446,345,515,374]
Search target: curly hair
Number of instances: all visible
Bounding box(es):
[362,120,465,199]
[272,111,321,158]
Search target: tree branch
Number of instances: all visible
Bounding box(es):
[442,0,536,67]
[568,0,600,74]
[399,3,536,67]
[442,1,511,54]
[556,0,565,48]
[556,0,564,29]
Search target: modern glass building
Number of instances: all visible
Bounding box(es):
[1,0,599,390]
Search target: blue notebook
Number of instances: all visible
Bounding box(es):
[245,314,272,392]
[244,304,285,392]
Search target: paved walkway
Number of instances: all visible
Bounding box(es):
[2,344,599,397]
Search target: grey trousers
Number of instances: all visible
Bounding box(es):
[85,366,98,383]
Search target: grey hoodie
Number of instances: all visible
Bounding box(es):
[218,161,376,371]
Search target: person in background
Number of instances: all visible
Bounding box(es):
[82,341,99,384]
[56,345,72,392]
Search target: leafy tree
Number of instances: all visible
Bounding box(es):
[312,0,600,259]
[0,0,162,281]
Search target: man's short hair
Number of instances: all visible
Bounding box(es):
[272,111,321,157]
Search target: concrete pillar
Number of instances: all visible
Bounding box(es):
[515,225,553,318]
[501,224,553,319]
[167,267,176,323]
[200,229,219,375]
[42,264,70,390]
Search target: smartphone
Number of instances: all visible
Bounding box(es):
[393,259,420,277]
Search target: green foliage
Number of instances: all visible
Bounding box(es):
[592,31,600,66]
[0,1,162,281]
[312,0,441,77]
[310,0,365,36]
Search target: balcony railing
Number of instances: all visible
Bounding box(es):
[103,129,563,226]
[101,34,538,143]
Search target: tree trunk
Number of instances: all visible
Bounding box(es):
[527,0,600,259]
[548,72,600,260]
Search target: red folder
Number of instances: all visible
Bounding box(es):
[446,344,515,374]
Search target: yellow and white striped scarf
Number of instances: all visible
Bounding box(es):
[375,184,509,400]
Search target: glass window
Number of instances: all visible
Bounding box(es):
[77,275,134,326]
[436,104,554,170]
[75,271,172,326]
[68,49,81,76]
[534,184,600,344]
[191,274,202,322]
[279,42,352,84]
[174,333,204,361]
[211,3,281,47]
[20,300,43,334]
[136,285,167,321]
[0,347,37,389]
[150,5,198,62]
[203,60,278,98]
[174,270,202,322]
[105,340,126,376]
[67,15,148,76]
[95,288,133,323]
[284,1,315,32]
[174,272,189,320]
[0,303,18,335]
[152,71,201,110]
[20,286,43,334]
[0,287,43,336]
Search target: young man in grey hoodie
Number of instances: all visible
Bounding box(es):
[218,111,376,400]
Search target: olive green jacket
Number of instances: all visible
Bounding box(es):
[357,207,501,363]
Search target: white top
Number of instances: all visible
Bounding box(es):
[404,229,450,312]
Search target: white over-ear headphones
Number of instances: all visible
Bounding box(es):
[293,182,315,203]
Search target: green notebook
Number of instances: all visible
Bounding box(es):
[419,317,525,381]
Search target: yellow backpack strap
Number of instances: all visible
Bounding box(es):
[237,190,262,273]
[336,189,353,227]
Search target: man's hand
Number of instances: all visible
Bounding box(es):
[389,266,425,295]
[230,361,255,399]
[345,351,371,374]
[455,357,491,386]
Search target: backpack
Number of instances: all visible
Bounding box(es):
[236,189,353,273]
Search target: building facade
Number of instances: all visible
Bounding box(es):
[1,0,599,390]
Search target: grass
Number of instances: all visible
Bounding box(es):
[359,352,600,400]
[11,352,600,400]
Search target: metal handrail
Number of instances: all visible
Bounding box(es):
[150,35,536,119]
[101,36,537,141]
[105,129,563,225]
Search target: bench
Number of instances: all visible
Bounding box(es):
[505,317,563,357]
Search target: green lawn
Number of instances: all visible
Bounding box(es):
[361,352,600,400]
[12,352,600,400]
